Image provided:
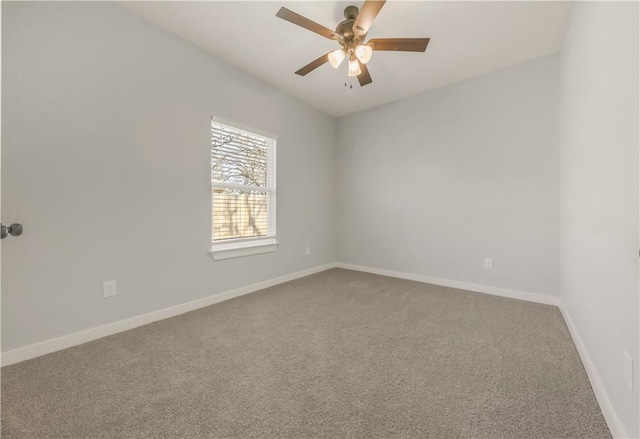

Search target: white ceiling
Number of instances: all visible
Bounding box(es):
[121,1,572,117]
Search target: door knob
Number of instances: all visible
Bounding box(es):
[1,223,23,239]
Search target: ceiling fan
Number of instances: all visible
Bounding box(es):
[276,0,430,86]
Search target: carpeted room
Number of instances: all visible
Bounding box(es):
[1,1,638,438]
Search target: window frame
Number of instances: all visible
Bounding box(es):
[209,118,278,260]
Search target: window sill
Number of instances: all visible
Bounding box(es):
[209,238,279,260]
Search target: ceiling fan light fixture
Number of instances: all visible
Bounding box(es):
[355,45,373,64]
[347,57,362,77]
[328,49,346,68]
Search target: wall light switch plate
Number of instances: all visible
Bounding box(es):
[103,280,117,298]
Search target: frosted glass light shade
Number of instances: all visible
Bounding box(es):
[347,58,362,77]
[355,45,373,64]
[328,49,346,68]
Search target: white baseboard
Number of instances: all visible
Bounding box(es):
[559,306,628,439]
[1,263,337,367]
[335,262,561,306]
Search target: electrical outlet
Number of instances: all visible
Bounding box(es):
[103,280,117,298]
[305,247,311,256]
[623,351,633,391]
[484,258,493,269]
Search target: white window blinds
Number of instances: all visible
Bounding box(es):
[211,119,276,242]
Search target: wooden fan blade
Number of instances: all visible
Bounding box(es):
[295,52,331,76]
[353,0,386,37]
[368,38,430,52]
[357,61,372,86]
[276,7,340,40]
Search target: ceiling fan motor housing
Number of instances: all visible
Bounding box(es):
[336,6,365,52]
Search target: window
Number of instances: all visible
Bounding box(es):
[210,119,277,260]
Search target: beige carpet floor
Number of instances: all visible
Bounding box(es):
[2,268,610,438]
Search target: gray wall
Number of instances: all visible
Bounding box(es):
[337,55,560,297]
[559,2,639,436]
[1,2,337,351]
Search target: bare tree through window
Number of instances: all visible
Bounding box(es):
[211,121,276,241]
